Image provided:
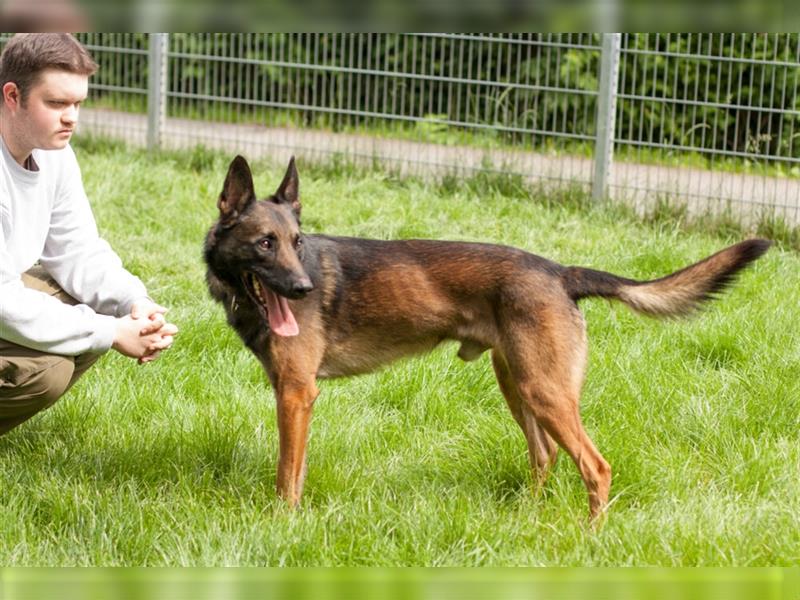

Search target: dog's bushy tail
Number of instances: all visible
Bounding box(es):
[562,239,771,318]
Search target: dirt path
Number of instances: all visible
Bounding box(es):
[79,108,800,227]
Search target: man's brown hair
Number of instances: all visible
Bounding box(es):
[0,34,97,103]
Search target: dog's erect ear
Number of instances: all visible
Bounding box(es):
[218,155,256,226]
[273,156,301,217]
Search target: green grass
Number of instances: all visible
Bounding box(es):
[0,140,798,566]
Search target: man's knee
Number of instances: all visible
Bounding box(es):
[1,267,87,435]
[30,358,75,408]
[0,355,76,413]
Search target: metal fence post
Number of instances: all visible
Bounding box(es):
[147,33,168,151]
[592,33,621,202]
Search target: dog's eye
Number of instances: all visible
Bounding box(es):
[258,238,273,251]
[294,237,303,250]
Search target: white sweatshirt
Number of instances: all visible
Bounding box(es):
[0,137,148,356]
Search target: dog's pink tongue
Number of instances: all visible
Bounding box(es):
[264,288,299,337]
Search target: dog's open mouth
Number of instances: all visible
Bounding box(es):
[243,272,299,337]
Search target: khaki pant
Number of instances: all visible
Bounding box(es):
[0,266,102,436]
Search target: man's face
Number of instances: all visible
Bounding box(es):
[14,69,88,151]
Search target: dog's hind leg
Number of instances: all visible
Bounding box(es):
[274,375,319,506]
[501,307,611,521]
[491,350,558,492]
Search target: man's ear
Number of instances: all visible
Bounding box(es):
[2,82,22,111]
[273,156,301,218]
[218,155,256,227]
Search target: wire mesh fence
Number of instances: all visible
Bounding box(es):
[152,33,604,192]
[613,33,800,225]
[2,33,799,226]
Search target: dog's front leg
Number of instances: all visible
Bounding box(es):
[274,376,319,506]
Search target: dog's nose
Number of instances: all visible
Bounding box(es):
[291,278,314,297]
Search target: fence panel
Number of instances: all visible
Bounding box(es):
[78,33,150,144]
[613,33,800,225]
[154,33,601,190]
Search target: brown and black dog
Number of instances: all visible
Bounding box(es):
[204,155,770,519]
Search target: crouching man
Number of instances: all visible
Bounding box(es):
[0,34,178,435]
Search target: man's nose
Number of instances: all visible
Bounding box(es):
[62,105,79,125]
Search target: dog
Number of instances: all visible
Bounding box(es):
[204,155,770,520]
